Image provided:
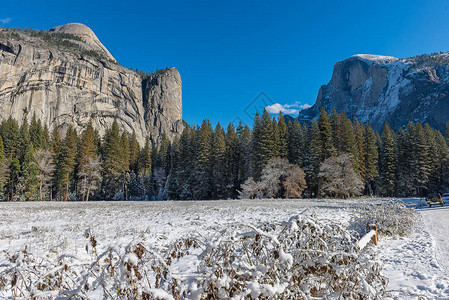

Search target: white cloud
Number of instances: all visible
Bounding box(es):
[265,101,312,115]
[0,17,11,24]
[299,103,312,110]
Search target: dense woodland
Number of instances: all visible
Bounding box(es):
[0,108,448,201]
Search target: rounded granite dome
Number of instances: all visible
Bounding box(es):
[49,23,116,61]
[50,23,96,39]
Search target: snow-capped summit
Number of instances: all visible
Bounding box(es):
[298,52,449,131]
[352,54,399,64]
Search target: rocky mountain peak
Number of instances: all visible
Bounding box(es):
[298,52,449,131]
[49,23,116,61]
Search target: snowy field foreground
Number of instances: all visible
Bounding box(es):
[0,199,447,299]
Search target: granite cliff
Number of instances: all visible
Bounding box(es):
[0,23,183,145]
[298,53,449,131]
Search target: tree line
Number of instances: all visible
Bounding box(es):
[0,108,448,201]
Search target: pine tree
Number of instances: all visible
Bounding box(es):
[139,138,152,175]
[225,123,240,198]
[78,120,97,201]
[237,123,251,182]
[250,112,263,180]
[272,117,280,157]
[17,143,39,201]
[363,124,379,194]
[287,119,304,166]
[2,117,20,159]
[128,131,140,173]
[54,126,77,201]
[193,120,213,199]
[0,136,8,200]
[339,113,359,171]
[304,120,322,196]
[176,125,196,199]
[278,113,288,159]
[102,119,128,199]
[212,124,227,199]
[445,123,449,145]
[318,107,336,160]
[8,158,20,201]
[354,118,366,180]
[380,123,396,196]
[424,124,440,193]
[254,109,276,179]
[43,124,50,149]
[19,116,30,160]
[29,113,44,149]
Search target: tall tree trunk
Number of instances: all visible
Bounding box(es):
[63,182,68,202]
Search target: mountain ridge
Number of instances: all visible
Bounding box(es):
[0,23,183,145]
[297,51,449,131]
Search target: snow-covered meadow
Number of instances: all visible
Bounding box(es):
[0,198,448,299]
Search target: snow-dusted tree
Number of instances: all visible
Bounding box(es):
[240,158,306,199]
[238,177,262,199]
[319,154,363,198]
[78,156,102,202]
[260,158,285,198]
[35,149,55,201]
[283,164,307,198]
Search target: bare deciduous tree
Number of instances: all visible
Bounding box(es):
[239,158,307,199]
[319,154,363,198]
[78,156,102,201]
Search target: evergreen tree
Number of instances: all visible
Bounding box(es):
[250,112,263,180]
[193,120,213,199]
[78,121,97,201]
[354,118,366,179]
[304,120,322,196]
[54,126,77,201]
[446,123,449,145]
[102,119,129,199]
[278,113,288,159]
[318,108,336,160]
[271,117,280,157]
[0,136,8,200]
[139,138,152,175]
[339,113,359,171]
[237,123,251,182]
[212,124,227,199]
[128,131,140,173]
[17,143,39,201]
[2,117,20,159]
[287,119,304,166]
[43,124,50,149]
[380,123,396,196]
[225,123,240,198]
[29,113,44,149]
[7,158,20,201]
[363,124,379,194]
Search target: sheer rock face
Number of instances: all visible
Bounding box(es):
[143,68,183,142]
[0,24,183,145]
[299,54,449,131]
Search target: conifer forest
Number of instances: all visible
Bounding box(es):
[0,108,448,201]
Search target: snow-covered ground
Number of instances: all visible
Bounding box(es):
[0,198,448,299]
[378,203,449,299]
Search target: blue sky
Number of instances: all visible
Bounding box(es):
[2,0,449,126]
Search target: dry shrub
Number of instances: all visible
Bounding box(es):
[350,199,416,237]
[0,216,388,299]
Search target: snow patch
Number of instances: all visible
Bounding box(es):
[353,54,399,64]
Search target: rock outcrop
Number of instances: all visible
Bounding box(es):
[49,23,116,62]
[0,24,183,145]
[298,53,449,131]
